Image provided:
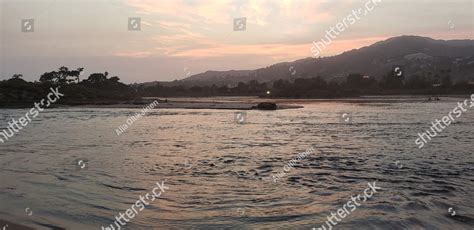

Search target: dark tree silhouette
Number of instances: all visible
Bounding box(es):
[39,67,84,84]
[441,75,452,88]
[86,72,108,84]
[11,74,23,79]
[109,76,120,83]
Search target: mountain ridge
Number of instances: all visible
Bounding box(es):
[143,35,474,87]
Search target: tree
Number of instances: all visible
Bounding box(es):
[405,75,429,89]
[86,72,108,84]
[380,70,404,89]
[69,67,84,83]
[236,82,249,93]
[441,75,452,88]
[273,79,291,90]
[109,76,120,83]
[40,71,58,83]
[310,76,327,89]
[11,74,23,79]
[346,73,364,88]
[7,74,27,85]
[248,80,263,93]
[39,67,84,84]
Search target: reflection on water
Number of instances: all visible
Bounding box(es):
[0,100,473,229]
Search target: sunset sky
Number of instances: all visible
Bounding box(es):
[1,0,473,83]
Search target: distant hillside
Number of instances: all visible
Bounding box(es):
[141,36,474,87]
[182,70,254,82]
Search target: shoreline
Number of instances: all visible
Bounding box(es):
[0,94,470,109]
[68,102,303,110]
[0,101,302,110]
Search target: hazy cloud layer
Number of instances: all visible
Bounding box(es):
[1,0,472,83]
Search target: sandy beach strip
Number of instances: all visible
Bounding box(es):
[58,101,304,110]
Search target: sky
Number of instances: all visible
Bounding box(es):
[0,0,473,83]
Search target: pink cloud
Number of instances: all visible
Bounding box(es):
[113,51,153,58]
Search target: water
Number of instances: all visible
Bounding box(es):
[0,99,473,229]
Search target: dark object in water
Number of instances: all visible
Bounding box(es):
[256,102,277,110]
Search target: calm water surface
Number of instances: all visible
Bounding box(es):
[0,99,473,229]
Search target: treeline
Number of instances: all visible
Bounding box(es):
[137,71,473,98]
[137,80,269,97]
[270,71,473,98]
[1,67,473,106]
[0,67,136,105]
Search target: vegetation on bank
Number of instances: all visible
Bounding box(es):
[0,67,136,105]
[1,67,473,106]
[136,70,473,98]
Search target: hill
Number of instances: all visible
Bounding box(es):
[160,35,474,87]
